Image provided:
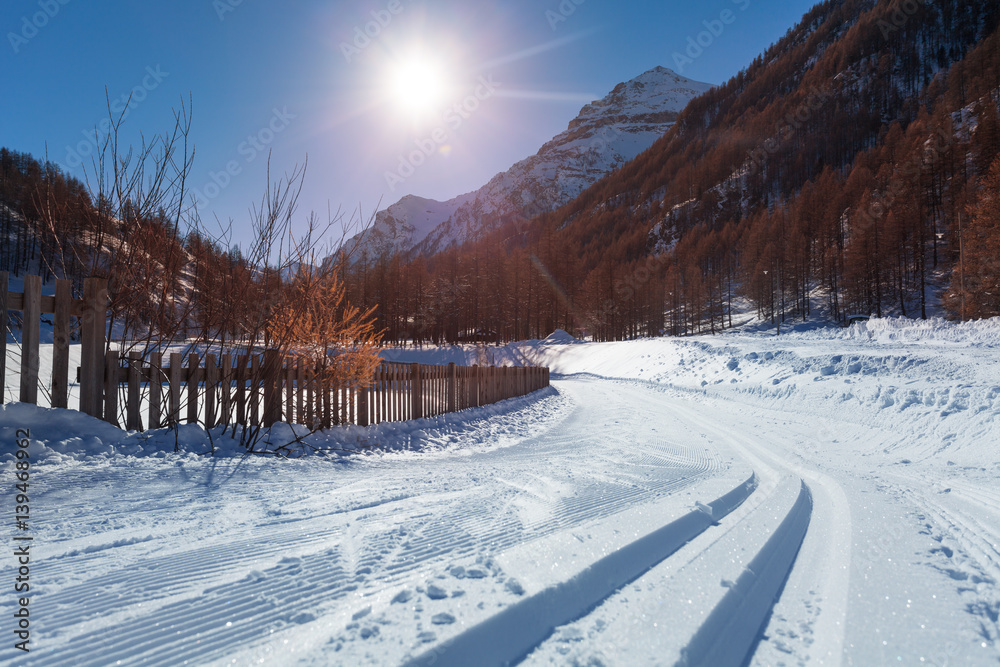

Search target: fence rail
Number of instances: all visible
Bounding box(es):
[2,272,550,432]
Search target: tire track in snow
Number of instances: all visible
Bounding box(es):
[403,473,760,667]
[380,438,715,585]
[3,379,725,666]
[943,482,1000,520]
[659,384,852,665]
[677,481,813,666]
[520,470,811,666]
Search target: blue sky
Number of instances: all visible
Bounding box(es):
[1,0,817,248]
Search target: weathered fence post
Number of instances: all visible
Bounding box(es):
[296,358,305,426]
[395,365,402,421]
[148,352,162,429]
[358,376,369,427]
[220,354,232,425]
[464,365,470,408]
[187,353,200,425]
[205,353,218,428]
[372,364,379,424]
[169,353,183,424]
[346,383,353,425]
[51,278,71,408]
[236,355,248,425]
[394,364,402,421]
[385,364,392,422]
[263,350,282,427]
[304,364,314,428]
[337,380,346,425]
[127,351,142,431]
[79,278,108,417]
[486,366,493,405]
[472,365,480,408]
[104,349,119,426]
[248,355,259,425]
[19,274,41,404]
[411,363,422,419]
[285,359,295,425]
[447,362,457,414]
[322,371,332,429]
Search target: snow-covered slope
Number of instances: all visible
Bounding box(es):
[345,66,713,260]
[4,317,999,665]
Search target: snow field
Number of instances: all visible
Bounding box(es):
[387,318,1000,664]
[0,315,997,665]
[520,380,814,666]
[1,377,751,665]
[403,472,761,667]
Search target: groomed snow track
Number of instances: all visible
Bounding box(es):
[402,378,817,667]
[2,375,819,666]
[405,474,767,667]
[677,481,812,667]
[404,474,814,667]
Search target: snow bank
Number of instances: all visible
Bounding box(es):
[504,316,1000,469]
[734,315,1000,346]
[5,316,995,468]
[857,316,1000,346]
[373,317,1000,470]
[0,386,563,466]
[378,316,1000,471]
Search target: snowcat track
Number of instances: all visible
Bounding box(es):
[403,472,759,667]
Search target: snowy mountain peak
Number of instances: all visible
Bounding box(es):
[572,66,707,127]
[344,66,713,261]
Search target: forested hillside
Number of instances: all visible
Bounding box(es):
[341,0,1000,343]
[1,141,378,385]
[4,0,999,347]
[0,146,278,346]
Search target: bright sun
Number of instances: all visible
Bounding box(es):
[386,55,451,119]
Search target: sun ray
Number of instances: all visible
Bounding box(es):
[475,30,599,70]
[491,89,601,104]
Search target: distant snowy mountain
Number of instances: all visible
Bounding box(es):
[344,66,713,260]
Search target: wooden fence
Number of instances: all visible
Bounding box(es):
[2,272,550,431]
[1,271,108,415]
[102,355,549,431]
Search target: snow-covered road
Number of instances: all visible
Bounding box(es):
[2,317,999,665]
[1,377,761,665]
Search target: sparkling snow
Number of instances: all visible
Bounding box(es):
[1,316,998,665]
